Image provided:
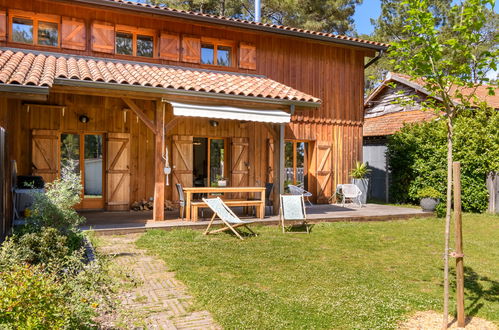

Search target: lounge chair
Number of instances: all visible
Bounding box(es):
[203,197,257,240]
[287,184,313,206]
[280,194,310,234]
[338,184,362,208]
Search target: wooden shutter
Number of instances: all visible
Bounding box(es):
[62,17,86,51]
[181,36,200,63]
[106,133,130,211]
[159,32,180,61]
[172,135,193,200]
[267,138,274,183]
[315,143,333,204]
[31,130,59,184]
[0,11,6,41]
[239,42,256,70]
[231,137,249,199]
[91,21,115,54]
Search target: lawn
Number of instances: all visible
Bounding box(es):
[136,214,499,329]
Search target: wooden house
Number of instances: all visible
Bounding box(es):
[0,0,388,235]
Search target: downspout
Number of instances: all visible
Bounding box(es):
[255,0,261,22]
[364,50,385,69]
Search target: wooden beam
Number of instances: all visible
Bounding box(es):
[153,101,166,221]
[264,123,278,141]
[164,117,179,132]
[272,123,285,215]
[122,97,157,134]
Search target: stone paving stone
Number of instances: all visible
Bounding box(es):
[98,234,221,329]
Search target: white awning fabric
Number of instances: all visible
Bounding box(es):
[170,102,291,123]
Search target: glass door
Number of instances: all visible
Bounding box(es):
[61,133,104,209]
[285,140,309,190]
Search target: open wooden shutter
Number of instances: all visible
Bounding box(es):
[239,42,256,70]
[91,21,115,54]
[32,130,59,184]
[0,11,6,41]
[62,17,86,51]
[181,36,200,63]
[106,133,130,211]
[172,135,193,200]
[231,137,249,199]
[315,143,332,204]
[159,32,180,61]
[267,138,274,183]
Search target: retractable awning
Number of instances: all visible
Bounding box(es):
[170,102,291,124]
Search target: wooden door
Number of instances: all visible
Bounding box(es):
[172,135,193,200]
[315,143,333,204]
[32,130,59,184]
[106,133,130,211]
[231,137,249,198]
[267,138,274,184]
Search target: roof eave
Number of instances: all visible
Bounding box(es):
[54,78,322,107]
[63,0,388,51]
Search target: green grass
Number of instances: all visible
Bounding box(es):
[136,214,499,329]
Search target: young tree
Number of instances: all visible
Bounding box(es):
[388,0,497,327]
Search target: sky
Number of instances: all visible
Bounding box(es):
[353,0,381,35]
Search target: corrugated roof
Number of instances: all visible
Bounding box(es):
[0,49,321,104]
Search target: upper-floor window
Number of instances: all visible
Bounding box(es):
[115,26,155,58]
[10,11,59,47]
[200,38,233,67]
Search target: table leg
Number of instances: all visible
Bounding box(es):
[185,191,192,221]
[260,188,265,218]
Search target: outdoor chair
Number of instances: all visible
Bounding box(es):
[175,183,185,220]
[203,197,258,240]
[280,194,310,234]
[338,184,362,208]
[287,184,313,206]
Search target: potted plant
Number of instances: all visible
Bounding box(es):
[216,175,227,187]
[350,161,371,204]
[417,187,441,212]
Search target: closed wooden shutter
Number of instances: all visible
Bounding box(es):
[31,130,59,184]
[106,133,130,211]
[91,21,115,54]
[62,17,86,51]
[315,143,332,204]
[239,42,256,70]
[172,135,193,201]
[159,32,180,61]
[267,138,274,183]
[181,36,200,63]
[0,11,6,41]
[231,137,249,199]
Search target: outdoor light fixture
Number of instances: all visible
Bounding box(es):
[210,120,219,127]
[79,115,90,123]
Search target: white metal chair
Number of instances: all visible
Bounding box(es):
[287,184,313,206]
[337,184,362,208]
[280,194,310,234]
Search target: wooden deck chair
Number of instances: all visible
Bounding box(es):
[203,197,257,240]
[280,194,310,234]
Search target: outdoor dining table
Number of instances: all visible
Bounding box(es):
[182,186,266,221]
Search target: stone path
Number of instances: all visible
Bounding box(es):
[97,234,220,329]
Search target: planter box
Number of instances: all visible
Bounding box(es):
[352,178,369,205]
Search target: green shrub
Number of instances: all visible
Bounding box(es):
[350,161,372,179]
[388,106,499,213]
[417,187,442,199]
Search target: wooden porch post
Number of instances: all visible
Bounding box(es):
[273,123,285,215]
[153,101,165,221]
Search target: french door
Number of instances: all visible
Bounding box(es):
[285,140,309,190]
[60,133,104,209]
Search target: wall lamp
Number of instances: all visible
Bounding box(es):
[210,120,219,127]
[79,115,90,123]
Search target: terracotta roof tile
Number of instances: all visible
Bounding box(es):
[0,49,320,104]
[95,0,389,49]
[363,110,437,137]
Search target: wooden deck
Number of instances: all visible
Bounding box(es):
[80,204,433,235]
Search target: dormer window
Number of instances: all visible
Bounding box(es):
[115,26,155,58]
[200,38,233,67]
[10,11,59,47]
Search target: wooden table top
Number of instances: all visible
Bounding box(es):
[182,186,265,193]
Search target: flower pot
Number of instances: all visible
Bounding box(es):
[218,180,227,187]
[352,178,369,205]
[420,198,439,212]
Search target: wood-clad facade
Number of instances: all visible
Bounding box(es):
[0,0,386,229]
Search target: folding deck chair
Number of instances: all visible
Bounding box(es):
[280,194,311,234]
[203,197,257,240]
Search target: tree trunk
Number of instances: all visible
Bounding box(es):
[442,117,453,329]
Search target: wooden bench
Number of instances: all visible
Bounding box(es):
[191,200,264,222]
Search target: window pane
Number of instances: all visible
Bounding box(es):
[217,46,232,66]
[38,21,58,46]
[209,139,225,186]
[296,142,307,186]
[137,35,153,57]
[61,133,80,174]
[201,44,214,65]
[116,32,133,55]
[84,135,103,198]
[12,18,33,44]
